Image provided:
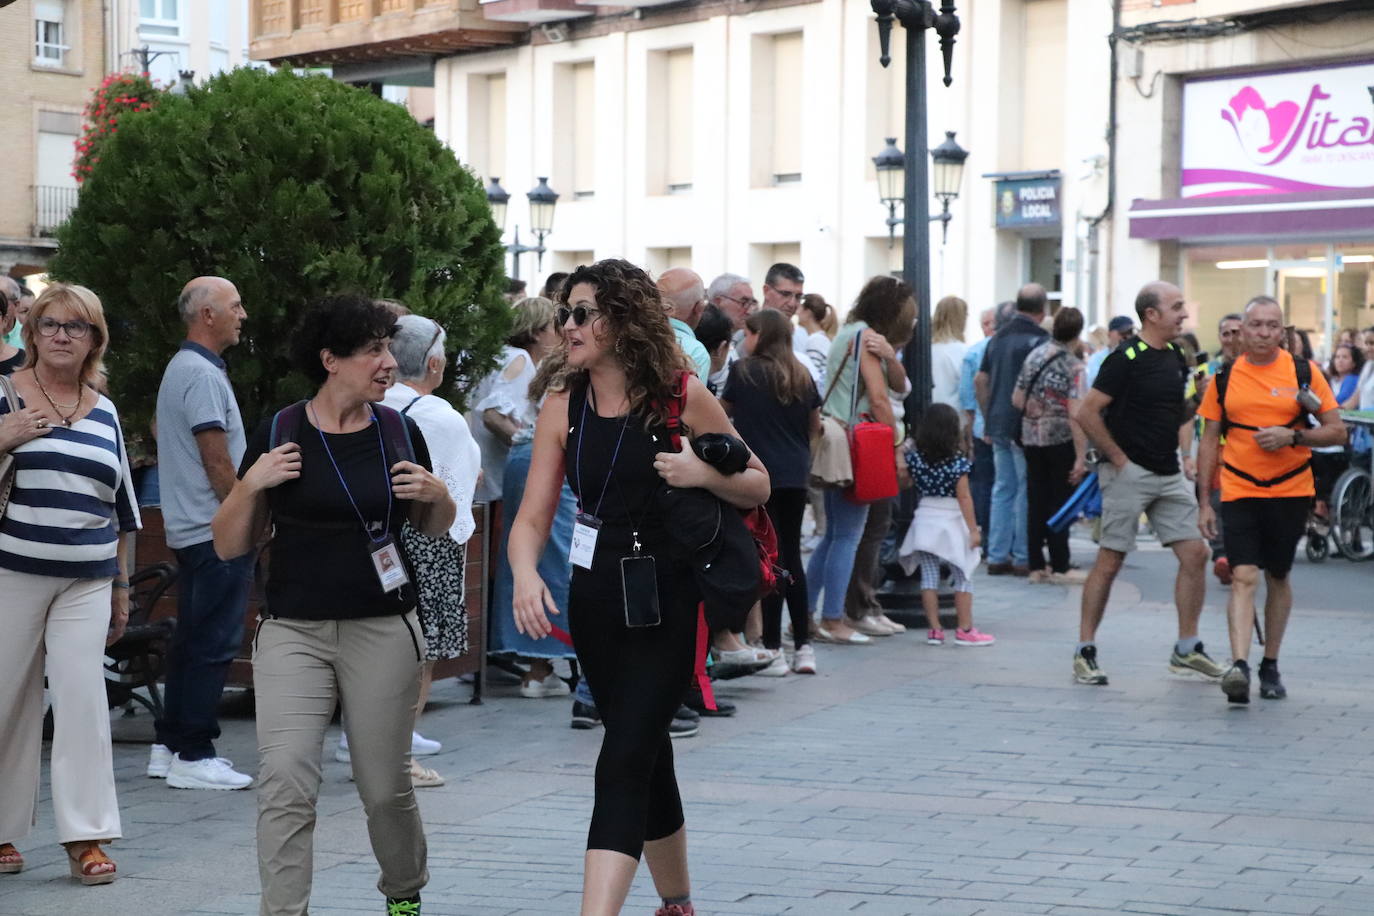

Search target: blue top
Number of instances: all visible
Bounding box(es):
[1335,373,1359,405]
[670,317,711,382]
[905,449,972,499]
[0,391,141,578]
[959,337,989,439]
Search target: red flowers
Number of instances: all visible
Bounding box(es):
[75,71,162,183]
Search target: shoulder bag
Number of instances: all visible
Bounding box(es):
[0,374,18,521]
[809,336,856,489]
[845,329,899,504]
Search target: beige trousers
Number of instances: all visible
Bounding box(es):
[253,612,428,916]
[0,568,122,846]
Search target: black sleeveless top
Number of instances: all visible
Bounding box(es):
[565,380,675,571]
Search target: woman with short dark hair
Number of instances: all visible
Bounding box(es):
[1012,306,1088,584]
[213,294,455,916]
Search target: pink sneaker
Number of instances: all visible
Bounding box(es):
[655,905,695,916]
[955,627,995,646]
[926,629,945,646]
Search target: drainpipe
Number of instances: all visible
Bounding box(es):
[1085,0,1120,326]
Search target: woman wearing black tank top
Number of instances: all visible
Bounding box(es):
[508,260,770,916]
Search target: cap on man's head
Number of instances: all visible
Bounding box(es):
[1108,315,1135,334]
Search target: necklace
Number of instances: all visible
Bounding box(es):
[32,369,83,427]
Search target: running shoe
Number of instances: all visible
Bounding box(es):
[955,627,995,646]
[386,895,421,915]
[166,755,253,790]
[570,701,601,729]
[1073,645,1108,685]
[1168,642,1227,679]
[1259,663,1287,700]
[147,743,173,779]
[926,628,945,646]
[669,717,698,739]
[757,653,790,677]
[1221,660,1251,704]
[520,672,571,698]
[791,644,817,674]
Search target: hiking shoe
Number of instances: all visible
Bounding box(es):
[1169,642,1227,679]
[791,644,817,674]
[147,743,173,779]
[926,628,945,646]
[955,627,995,646]
[1221,661,1251,704]
[1073,645,1108,685]
[570,701,601,729]
[1259,664,1287,700]
[386,894,421,915]
[166,755,253,790]
[669,717,698,739]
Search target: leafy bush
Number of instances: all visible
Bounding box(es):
[51,67,509,438]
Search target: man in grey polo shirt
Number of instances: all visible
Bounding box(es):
[149,276,255,790]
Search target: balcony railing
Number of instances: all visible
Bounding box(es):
[34,185,78,237]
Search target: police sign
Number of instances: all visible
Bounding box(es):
[995,176,1061,229]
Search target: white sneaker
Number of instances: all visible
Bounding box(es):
[147,743,173,779]
[792,644,817,675]
[520,672,571,698]
[410,731,441,757]
[757,654,790,677]
[166,755,253,790]
[335,734,351,764]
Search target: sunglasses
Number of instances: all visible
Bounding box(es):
[557,306,603,327]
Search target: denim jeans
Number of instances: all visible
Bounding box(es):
[805,488,871,621]
[154,541,254,760]
[988,437,1028,566]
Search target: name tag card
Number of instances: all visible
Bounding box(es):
[369,536,411,593]
[570,513,602,570]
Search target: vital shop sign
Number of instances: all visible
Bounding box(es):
[995,177,1061,229]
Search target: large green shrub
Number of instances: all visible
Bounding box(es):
[50,67,509,437]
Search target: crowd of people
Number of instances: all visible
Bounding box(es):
[0,260,1366,915]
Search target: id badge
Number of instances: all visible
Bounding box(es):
[570,512,602,570]
[621,555,662,628]
[369,536,411,593]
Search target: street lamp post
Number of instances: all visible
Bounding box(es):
[870,0,961,422]
[485,176,560,281]
[873,132,967,249]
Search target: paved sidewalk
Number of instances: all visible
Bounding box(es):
[4,537,1374,915]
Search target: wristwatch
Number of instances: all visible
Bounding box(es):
[1291,428,1303,447]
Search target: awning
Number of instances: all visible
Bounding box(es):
[1128,188,1374,242]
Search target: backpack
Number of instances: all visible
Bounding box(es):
[1213,351,1313,488]
[268,399,415,464]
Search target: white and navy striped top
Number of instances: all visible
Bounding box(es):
[0,391,141,579]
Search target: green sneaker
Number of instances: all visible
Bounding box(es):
[1169,642,1227,679]
[1073,645,1108,685]
[386,896,421,916]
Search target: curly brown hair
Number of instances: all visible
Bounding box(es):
[534,259,691,425]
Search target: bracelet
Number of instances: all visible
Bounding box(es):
[112,580,131,590]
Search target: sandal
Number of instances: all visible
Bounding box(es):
[0,843,22,874]
[409,759,445,789]
[65,842,116,886]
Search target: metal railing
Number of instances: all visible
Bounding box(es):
[34,185,78,237]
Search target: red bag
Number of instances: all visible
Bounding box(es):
[844,329,899,504]
[848,414,899,503]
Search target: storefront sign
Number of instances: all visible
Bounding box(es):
[994,177,1060,229]
[1182,61,1374,198]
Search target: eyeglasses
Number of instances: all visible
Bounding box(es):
[767,286,804,302]
[1219,328,1240,337]
[557,306,603,327]
[720,295,758,310]
[36,317,92,339]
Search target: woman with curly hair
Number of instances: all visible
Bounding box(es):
[213,294,455,916]
[508,260,770,916]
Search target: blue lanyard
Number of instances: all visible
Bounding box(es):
[309,401,393,545]
[575,386,630,519]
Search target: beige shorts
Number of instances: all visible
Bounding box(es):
[1098,460,1200,553]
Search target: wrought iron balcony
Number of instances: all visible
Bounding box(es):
[34,185,78,238]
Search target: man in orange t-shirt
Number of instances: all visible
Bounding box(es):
[1197,296,1346,705]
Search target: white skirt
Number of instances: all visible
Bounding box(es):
[897,496,981,581]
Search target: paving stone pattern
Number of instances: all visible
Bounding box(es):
[3,536,1373,915]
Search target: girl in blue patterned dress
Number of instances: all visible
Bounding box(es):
[898,403,995,646]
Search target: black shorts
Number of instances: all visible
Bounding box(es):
[1219,496,1311,579]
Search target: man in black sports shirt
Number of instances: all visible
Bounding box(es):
[1070,281,1225,687]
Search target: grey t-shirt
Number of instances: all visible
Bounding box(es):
[155,342,245,549]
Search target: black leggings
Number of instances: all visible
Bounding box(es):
[1024,441,1075,573]
[568,560,699,859]
[762,488,810,651]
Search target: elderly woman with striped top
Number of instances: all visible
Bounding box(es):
[0,284,140,886]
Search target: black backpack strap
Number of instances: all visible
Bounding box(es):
[373,403,417,466]
[1215,361,1234,435]
[268,400,309,449]
[1222,458,1312,488]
